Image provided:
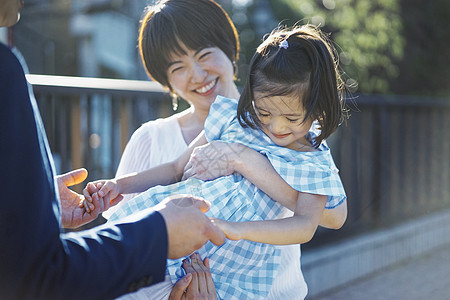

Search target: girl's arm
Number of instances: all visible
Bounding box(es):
[83,132,208,202]
[184,141,346,229]
[215,192,327,245]
[117,132,208,194]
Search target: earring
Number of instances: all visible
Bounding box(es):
[171,93,179,111]
[232,60,238,78]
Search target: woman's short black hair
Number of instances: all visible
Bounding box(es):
[138,0,239,91]
[237,25,345,146]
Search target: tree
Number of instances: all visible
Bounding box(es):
[270,0,404,94]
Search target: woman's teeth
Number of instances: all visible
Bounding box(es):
[196,80,216,94]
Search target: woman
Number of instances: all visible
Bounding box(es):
[103,0,240,218]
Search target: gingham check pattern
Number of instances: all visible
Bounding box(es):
[109,96,346,299]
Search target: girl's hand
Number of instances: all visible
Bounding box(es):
[182,141,247,181]
[212,218,242,241]
[80,179,122,212]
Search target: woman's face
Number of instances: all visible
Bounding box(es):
[166,45,237,113]
[0,0,23,27]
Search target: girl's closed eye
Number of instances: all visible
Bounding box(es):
[257,111,270,117]
[286,117,301,123]
[256,111,270,119]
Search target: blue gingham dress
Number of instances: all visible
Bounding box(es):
[109,96,346,299]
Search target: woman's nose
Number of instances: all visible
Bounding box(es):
[190,62,207,83]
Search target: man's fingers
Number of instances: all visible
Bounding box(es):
[58,168,88,187]
[191,197,211,213]
[206,219,226,246]
[169,273,191,300]
[83,199,91,213]
[82,187,93,202]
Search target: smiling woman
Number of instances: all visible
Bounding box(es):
[0,0,24,27]
[102,0,241,218]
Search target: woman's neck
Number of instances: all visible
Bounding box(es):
[177,107,208,145]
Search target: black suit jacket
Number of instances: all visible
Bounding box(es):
[0,43,168,299]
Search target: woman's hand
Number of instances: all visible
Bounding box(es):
[182,141,247,181]
[169,253,217,299]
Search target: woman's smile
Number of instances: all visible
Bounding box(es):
[195,78,217,96]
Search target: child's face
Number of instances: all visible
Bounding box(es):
[253,92,313,150]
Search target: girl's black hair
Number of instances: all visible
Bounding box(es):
[237,25,345,146]
[138,0,239,91]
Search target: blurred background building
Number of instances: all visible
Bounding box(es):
[5,0,449,96]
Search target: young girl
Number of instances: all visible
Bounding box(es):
[85,25,347,299]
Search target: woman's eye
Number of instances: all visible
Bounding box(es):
[199,52,211,60]
[257,112,270,118]
[170,66,183,74]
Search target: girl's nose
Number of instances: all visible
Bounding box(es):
[190,62,207,83]
[269,117,287,133]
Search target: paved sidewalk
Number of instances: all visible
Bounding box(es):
[308,242,450,300]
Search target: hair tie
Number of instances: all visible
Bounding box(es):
[279,40,289,49]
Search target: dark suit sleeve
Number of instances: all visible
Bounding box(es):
[0,44,168,300]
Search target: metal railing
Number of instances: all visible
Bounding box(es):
[312,95,450,247]
[27,74,172,184]
[28,74,450,245]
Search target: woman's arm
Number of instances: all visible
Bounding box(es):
[215,192,327,245]
[184,141,346,229]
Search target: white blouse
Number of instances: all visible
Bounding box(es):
[102,114,188,219]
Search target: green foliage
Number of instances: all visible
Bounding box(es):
[393,0,450,96]
[270,0,405,94]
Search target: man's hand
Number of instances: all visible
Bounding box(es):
[57,168,123,229]
[155,195,226,259]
